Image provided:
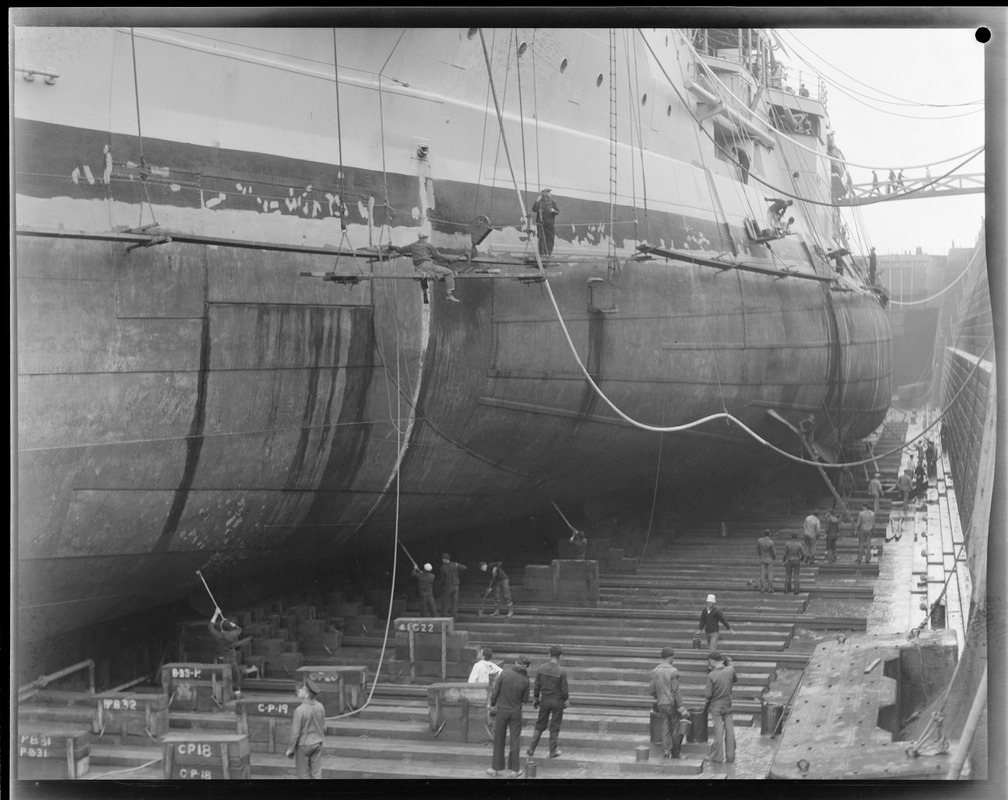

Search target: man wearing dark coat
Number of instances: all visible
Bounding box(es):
[649,647,691,759]
[487,656,531,777]
[527,646,569,759]
[532,188,560,256]
[782,532,807,594]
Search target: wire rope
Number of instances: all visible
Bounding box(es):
[778,30,984,109]
[475,27,993,476]
[684,31,984,170]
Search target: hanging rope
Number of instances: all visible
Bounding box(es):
[629,32,652,244]
[622,31,639,246]
[531,28,542,192]
[324,273,405,721]
[608,29,618,269]
[515,29,530,202]
[376,29,407,248]
[330,30,359,269]
[889,246,983,306]
[129,28,157,228]
[478,29,541,259]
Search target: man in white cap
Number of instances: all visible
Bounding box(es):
[694,594,733,652]
[391,231,460,303]
[287,678,326,778]
[412,562,437,617]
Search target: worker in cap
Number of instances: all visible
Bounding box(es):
[208,605,244,697]
[528,646,569,758]
[782,531,807,593]
[704,650,738,763]
[391,232,461,303]
[481,560,514,617]
[694,593,733,653]
[411,560,437,618]
[867,471,884,514]
[439,553,467,620]
[287,676,326,778]
[650,647,690,759]
[487,655,531,777]
[532,187,560,256]
[756,529,777,593]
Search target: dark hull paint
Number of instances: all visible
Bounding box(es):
[16,219,890,636]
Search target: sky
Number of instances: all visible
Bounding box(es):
[777,28,986,257]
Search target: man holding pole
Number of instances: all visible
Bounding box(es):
[413,563,438,618]
[480,561,514,618]
[198,569,245,697]
[208,606,244,697]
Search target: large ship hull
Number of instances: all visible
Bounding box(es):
[15,26,892,637]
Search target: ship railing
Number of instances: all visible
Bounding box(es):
[18,659,96,701]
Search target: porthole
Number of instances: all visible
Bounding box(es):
[518,41,528,56]
[467,28,477,39]
[560,57,568,73]
[597,73,604,87]
[642,93,648,105]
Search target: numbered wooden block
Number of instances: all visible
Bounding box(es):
[426,683,491,743]
[162,732,251,780]
[161,663,233,712]
[395,617,455,635]
[294,666,367,714]
[235,695,297,753]
[16,723,91,779]
[95,692,171,743]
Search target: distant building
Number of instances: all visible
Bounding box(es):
[878,242,973,402]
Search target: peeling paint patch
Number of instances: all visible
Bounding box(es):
[205,192,227,209]
[71,167,80,184]
[357,199,369,220]
[82,165,95,184]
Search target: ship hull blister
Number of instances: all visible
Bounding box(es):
[14,25,892,637]
[16,232,890,636]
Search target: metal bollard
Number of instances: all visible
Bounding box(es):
[635,745,650,762]
[524,759,537,778]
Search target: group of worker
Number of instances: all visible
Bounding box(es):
[409,528,588,621]
[869,168,914,196]
[410,553,514,619]
[390,188,560,305]
[475,636,738,776]
[207,606,326,778]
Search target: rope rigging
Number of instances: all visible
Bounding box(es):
[330,30,360,271]
[128,28,158,228]
[474,31,992,474]
[608,29,618,272]
[777,29,984,110]
[515,28,530,203]
[888,245,984,307]
[683,31,984,171]
[643,32,985,213]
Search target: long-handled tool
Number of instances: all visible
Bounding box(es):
[195,569,222,614]
[398,541,420,570]
[549,499,577,534]
[477,576,495,618]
